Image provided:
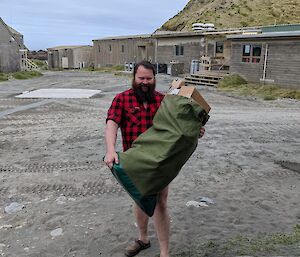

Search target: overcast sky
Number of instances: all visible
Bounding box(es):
[0,0,188,50]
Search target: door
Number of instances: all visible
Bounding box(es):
[62,57,68,68]
[137,46,146,62]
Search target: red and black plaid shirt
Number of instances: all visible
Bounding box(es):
[106,88,164,151]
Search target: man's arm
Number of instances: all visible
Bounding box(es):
[104,120,119,169]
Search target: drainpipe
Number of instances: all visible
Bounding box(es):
[262,43,268,83]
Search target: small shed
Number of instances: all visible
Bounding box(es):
[0,17,26,72]
[47,45,93,70]
[227,27,300,88]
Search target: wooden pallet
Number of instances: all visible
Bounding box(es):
[184,72,229,87]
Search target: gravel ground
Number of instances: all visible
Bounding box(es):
[0,71,299,257]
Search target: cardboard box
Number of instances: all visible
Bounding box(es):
[168,79,211,114]
[170,79,185,90]
[178,86,211,113]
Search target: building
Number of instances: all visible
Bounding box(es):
[92,28,254,74]
[228,24,300,87]
[92,24,300,88]
[92,34,154,68]
[47,45,93,70]
[0,17,26,72]
[152,30,238,74]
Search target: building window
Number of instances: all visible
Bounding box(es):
[175,45,184,56]
[109,45,112,52]
[216,42,224,54]
[242,44,261,63]
[121,45,124,53]
[242,44,251,62]
[252,45,261,63]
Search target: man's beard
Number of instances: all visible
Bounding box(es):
[132,80,156,103]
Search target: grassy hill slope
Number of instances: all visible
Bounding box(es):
[159,0,300,31]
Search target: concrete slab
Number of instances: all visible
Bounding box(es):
[15,88,102,99]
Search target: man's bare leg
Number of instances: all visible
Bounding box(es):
[154,187,170,257]
[134,204,150,243]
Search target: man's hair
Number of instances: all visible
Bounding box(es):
[133,61,156,78]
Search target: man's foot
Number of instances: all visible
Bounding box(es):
[124,239,151,257]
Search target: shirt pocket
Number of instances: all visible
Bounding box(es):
[125,106,141,126]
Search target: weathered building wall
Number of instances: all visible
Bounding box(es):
[47,52,53,69]
[51,50,60,69]
[230,41,265,82]
[93,37,154,68]
[205,37,231,65]
[58,49,73,68]
[0,20,21,72]
[0,45,20,73]
[48,48,73,69]
[73,47,93,68]
[93,33,238,73]
[230,38,300,87]
[11,33,24,49]
[155,36,205,73]
[265,40,300,87]
[48,46,93,69]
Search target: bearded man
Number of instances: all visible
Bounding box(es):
[104,61,204,257]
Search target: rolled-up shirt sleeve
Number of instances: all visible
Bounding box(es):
[106,94,123,125]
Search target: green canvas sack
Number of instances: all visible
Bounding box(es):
[111,94,209,216]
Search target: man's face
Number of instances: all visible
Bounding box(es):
[133,66,155,92]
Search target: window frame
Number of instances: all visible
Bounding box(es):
[251,45,262,63]
[215,41,224,54]
[175,45,184,56]
[242,44,262,63]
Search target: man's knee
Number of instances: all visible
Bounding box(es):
[156,187,169,210]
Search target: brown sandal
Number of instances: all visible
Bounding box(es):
[124,239,151,257]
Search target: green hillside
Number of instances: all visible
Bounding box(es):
[159,0,300,31]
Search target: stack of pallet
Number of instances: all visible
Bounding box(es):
[184,71,228,87]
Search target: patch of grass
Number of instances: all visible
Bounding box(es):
[0,73,9,82]
[240,20,249,26]
[50,68,64,71]
[264,95,276,101]
[173,225,300,257]
[12,71,43,80]
[240,12,249,17]
[82,65,124,73]
[245,5,253,11]
[82,67,95,72]
[114,71,132,77]
[218,74,300,100]
[219,74,247,87]
[31,59,48,70]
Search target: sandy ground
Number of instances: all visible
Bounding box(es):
[0,71,299,257]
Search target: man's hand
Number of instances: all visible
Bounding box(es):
[199,127,205,138]
[104,151,119,169]
[104,120,119,169]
